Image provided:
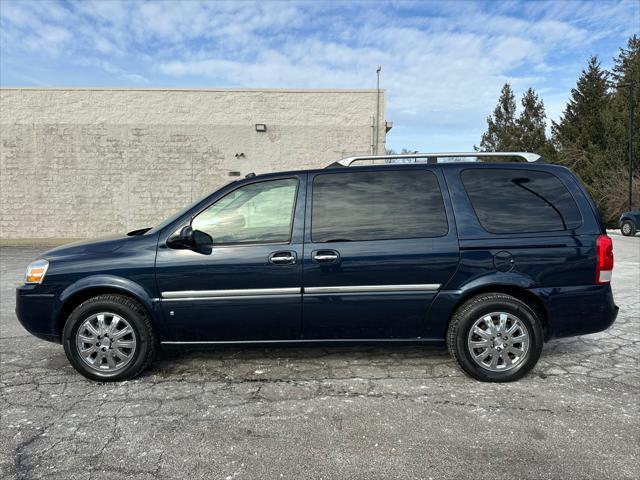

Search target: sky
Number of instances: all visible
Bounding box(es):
[1,0,638,152]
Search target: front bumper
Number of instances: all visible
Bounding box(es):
[15,285,61,343]
[530,284,619,339]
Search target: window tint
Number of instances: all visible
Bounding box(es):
[461,169,582,234]
[312,170,448,242]
[192,178,297,244]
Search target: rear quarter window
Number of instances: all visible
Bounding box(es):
[461,168,582,234]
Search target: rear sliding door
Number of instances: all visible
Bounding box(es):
[301,167,459,339]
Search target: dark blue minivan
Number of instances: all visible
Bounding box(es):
[16,152,618,382]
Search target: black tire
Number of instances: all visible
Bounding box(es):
[447,293,544,382]
[62,294,158,381]
[620,220,636,236]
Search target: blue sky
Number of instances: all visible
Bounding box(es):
[1,0,638,151]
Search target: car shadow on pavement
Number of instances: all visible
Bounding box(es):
[145,338,606,382]
[150,344,457,381]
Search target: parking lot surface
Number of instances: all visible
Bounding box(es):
[1,235,638,480]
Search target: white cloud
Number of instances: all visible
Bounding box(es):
[1,0,638,150]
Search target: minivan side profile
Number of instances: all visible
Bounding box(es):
[16,152,618,382]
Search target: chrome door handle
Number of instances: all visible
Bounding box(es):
[269,252,297,265]
[312,250,340,264]
[314,254,337,261]
[272,256,295,263]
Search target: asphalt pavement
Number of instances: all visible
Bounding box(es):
[1,235,638,479]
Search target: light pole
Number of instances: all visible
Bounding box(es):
[612,80,636,210]
[375,66,381,155]
[626,81,635,210]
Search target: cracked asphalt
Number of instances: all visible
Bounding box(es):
[1,235,638,480]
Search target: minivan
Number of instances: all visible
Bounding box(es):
[16,152,618,382]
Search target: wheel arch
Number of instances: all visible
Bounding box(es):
[620,215,636,226]
[55,276,164,338]
[440,283,550,341]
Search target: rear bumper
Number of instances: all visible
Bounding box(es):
[15,285,61,343]
[529,284,618,339]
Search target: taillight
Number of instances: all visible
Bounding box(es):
[595,234,614,284]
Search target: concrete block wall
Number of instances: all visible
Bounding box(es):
[0,88,386,243]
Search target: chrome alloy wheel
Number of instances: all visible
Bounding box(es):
[467,312,530,372]
[76,312,137,373]
[622,223,632,235]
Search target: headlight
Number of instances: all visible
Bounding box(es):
[25,259,49,284]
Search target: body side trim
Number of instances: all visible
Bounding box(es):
[162,287,301,299]
[164,294,300,302]
[161,284,442,300]
[304,284,441,294]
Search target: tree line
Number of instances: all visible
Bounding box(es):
[477,35,639,226]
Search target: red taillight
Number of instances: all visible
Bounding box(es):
[596,234,614,284]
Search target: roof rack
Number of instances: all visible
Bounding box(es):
[329,152,543,168]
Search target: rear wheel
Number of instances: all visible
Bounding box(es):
[447,293,543,382]
[62,294,158,381]
[621,220,635,236]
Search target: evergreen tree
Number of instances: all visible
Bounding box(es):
[477,83,519,151]
[551,56,610,153]
[611,35,640,86]
[517,88,552,156]
[608,35,640,172]
[474,39,640,223]
[552,48,639,223]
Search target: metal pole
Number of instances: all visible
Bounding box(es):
[375,66,381,155]
[628,81,634,210]
[370,114,375,154]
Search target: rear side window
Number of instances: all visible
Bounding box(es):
[461,169,582,234]
[312,170,448,242]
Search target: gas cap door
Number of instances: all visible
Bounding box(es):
[493,251,515,272]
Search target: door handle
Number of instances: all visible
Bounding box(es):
[269,251,297,265]
[312,250,340,264]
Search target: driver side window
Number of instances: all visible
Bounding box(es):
[192,178,298,244]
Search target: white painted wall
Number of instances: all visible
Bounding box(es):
[0,88,386,242]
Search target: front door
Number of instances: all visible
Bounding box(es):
[156,175,306,341]
[302,168,459,339]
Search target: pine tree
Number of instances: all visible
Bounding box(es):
[611,35,640,86]
[551,56,610,153]
[517,88,551,156]
[474,40,640,223]
[552,49,638,223]
[608,35,640,171]
[477,83,519,151]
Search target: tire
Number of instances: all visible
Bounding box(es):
[62,294,158,381]
[447,293,544,382]
[620,220,635,236]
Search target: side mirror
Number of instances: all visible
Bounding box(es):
[178,225,194,246]
[167,225,213,251]
[192,229,213,248]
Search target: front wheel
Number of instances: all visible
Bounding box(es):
[62,294,158,381]
[447,293,544,382]
[621,220,635,236]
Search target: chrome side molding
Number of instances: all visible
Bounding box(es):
[162,284,441,301]
[304,284,441,294]
[162,287,301,300]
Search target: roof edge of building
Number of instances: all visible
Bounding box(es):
[1,86,385,94]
